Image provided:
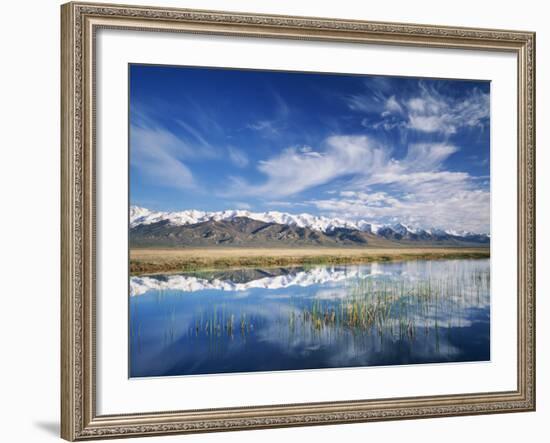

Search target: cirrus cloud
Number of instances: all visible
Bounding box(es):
[226,135,388,198]
[130,124,196,190]
[225,135,489,232]
[346,80,489,135]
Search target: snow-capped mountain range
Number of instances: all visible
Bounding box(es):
[130,205,488,239]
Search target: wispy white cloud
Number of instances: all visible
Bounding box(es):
[245,90,291,137]
[403,143,458,170]
[312,180,489,233]
[176,119,214,149]
[227,146,249,168]
[405,84,489,134]
[467,154,490,167]
[345,91,385,113]
[265,200,309,209]
[226,135,387,198]
[345,80,489,135]
[234,202,252,210]
[130,125,195,190]
[384,95,404,114]
[131,105,238,190]
[246,120,279,134]
[130,100,225,191]
[225,134,488,232]
[306,139,488,232]
[266,201,298,207]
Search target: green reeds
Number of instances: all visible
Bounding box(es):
[169,262,489,349]
[296,266,490,343]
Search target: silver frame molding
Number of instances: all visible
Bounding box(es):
[61,2,536,440]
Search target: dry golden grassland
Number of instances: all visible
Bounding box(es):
[130,247,490,275]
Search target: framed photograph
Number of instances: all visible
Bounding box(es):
[61,1,536,440]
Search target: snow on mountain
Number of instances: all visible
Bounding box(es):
[129,205,489,239]
[130,265,386,296]
[391,223,409,235]
[129,205,151,221]
[130,206,369,233]
[425,228,449,237]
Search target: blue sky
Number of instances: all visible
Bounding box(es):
[130,64,490,233]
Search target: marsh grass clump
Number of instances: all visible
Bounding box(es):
[187,305,257,340]
[297,267,490,343]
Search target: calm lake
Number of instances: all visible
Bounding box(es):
[129,258,490,377]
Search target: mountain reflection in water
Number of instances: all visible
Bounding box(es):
[129,259,490,377]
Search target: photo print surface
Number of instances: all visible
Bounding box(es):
[128,64,491,378]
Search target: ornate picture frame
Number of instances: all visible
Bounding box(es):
[61,2,535,440]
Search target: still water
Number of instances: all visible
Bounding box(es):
[129,259,490,377]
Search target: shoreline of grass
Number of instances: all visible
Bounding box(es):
[130,247,490,276]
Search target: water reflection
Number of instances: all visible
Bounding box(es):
[129,259,490,377]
